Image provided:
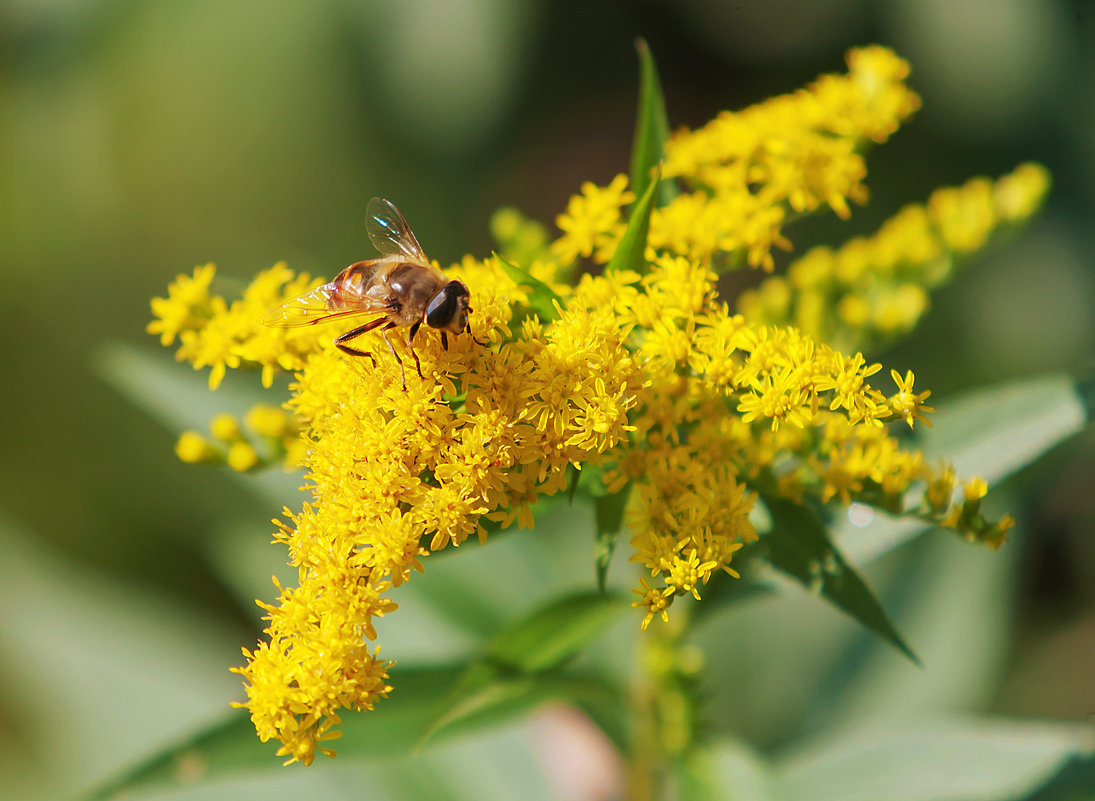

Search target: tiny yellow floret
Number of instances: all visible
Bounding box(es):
[175,431,215,463]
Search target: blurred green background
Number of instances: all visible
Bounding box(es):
[2,1,1093,798]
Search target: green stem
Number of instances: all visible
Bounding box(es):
[627,603,699,800]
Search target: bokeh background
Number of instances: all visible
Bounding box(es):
[2,1,1093,798]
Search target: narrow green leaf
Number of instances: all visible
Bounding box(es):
[493,251,562,323]
[409,591,631,748]
[567,463,582,504]
[777,717,1095,801]
[765,498,919,664]
[835,373,1090,565]
[79,714,266,801]
[593,487,629,593]
[79,665,464,800]
[486,590,627,673]
[418,667,620,749]
[607,170,660,275]
[629,38,677,207]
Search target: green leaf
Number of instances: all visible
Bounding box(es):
[607,169,660,275]
[0,517,244,800]
[765,498,918,664]
[629,38,677,207]
[593,487,629,594]
[914,373,1089,480]
[679,739,786,801]
[94,342,299,505]
[777,717,1095,801]
[493,251,562,323]
[80,665,464,800]
[485,590,627,672]
[417,664,616,748]
[835,373,1090,565]
[377,721,563,801]
[567,463,582,503]
[417,592,628,748]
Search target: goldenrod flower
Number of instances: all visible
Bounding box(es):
[738,164,1050,352]
[552,174,635,265]
[150,45,1030,764]
[889,369,934,429]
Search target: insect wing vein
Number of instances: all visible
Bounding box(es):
[262,283,381,328]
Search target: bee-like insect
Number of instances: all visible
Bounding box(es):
[263,197,478,391]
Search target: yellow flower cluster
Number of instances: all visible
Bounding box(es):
[149,45,1026,765]
[738,163,1051,351]
[148,262,323,389]
[553,46,921,271]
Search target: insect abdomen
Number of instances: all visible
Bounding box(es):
[329,260,381,308]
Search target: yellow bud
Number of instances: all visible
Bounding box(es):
[490,207,523,244]
[963,476,988,502]
[175,431,214,463]
[994,163,1050,221]
[210,413,242,442]
[227,442,259,472]
[246,404,290,438]
[837,294,870,327]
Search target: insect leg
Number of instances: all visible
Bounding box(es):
[468,322,488,347]
[335,317,388,361]
[440,332,448,351]
[406,322,425,379]
[381,324,407,392]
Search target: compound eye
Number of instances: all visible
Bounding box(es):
[426,285,459,328]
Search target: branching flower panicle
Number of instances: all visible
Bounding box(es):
[150,45,1040,765]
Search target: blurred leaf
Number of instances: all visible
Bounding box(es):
[0,517,242,801]
[680,739,787,801]
[777,717,1095,801]
[593,487,629,594]
[419,592,628,747]
[808,530,1017,734]
[607,170,660,275]
[629,38,677,207]
[1020,752,1095,801]
[418,664,616,749]
[915,373,1090,477]
[373,721,561,801]
[485,591,627,672]
[95,342,275,433]
[493,252,562,323]
[765,499,918,664]
[836,373,1090,565]
[81,665,464,801]
[94,342,299,505]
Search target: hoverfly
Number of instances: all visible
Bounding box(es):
[263,197,478,391]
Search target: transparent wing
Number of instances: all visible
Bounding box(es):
[365,197,430,264]
[262,282,387,328]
